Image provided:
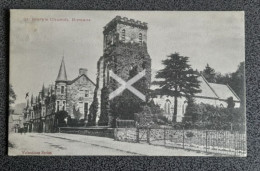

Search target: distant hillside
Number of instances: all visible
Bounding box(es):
[14,103,26,114]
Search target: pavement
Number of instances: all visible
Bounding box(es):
[8,133,210,156]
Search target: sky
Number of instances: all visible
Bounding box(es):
[10,10,245,105]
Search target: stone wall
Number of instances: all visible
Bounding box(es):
[59,127,115,138]
[66,75,95,120]
[117,23,147,45]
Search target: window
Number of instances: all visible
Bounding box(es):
[139,33,142,45]
[61,86,65,94]
[57,101,60,112]
[164,100,171,114]
[85,90,89,97]
[63,101,66,111]
[84,103,88,120]
[122,29,125,42]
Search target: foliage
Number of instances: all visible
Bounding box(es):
[227,97,235,108]
[72,105,82,121]
[55,110,68,127]
[186,131,194,138]
[182,102,245,131]
[99,41,151,127]
[182,97,199,126]
[153,53,201,122]
[87,92,99,126]
[203,62,245,108]
[98,87,110,126]
[9,84,16,105]
[202,64,216,83]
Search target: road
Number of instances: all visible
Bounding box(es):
[8,133,210,156]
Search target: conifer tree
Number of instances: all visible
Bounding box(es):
[202,64,216,82]
[153,53,201,122]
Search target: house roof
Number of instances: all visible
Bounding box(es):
[67,74,96,86]
[56,57,67,82]
[11,114,21,121]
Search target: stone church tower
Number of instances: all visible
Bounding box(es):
[95,16,151,126]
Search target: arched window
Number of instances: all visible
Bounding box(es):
[164,99,171,114]
[139,33,142,45]
[122,29,125,42]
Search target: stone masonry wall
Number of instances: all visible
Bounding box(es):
[66,75,95,120]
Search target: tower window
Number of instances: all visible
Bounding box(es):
[139,33,142,45]
[122,29,125,42]
[61,86,65,94]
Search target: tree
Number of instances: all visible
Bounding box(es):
[202,64,216,82]
[9,84,16,106]
[227,97,235,108]
[214,61,245,108]
[87,92,99,126]
[153,53,201,122]
[183,97,198,127]
[73,105,82,121]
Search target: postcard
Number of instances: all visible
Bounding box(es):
[9,10,246,156]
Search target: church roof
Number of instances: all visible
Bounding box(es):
[195,75,219,99]
[208,83,240,102]
[56,57,67,82]
[151,74,240,102]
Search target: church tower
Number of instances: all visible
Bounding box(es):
[95,16,152,127]
[55,57,67,112]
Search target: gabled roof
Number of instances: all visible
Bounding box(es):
[208,83,240,102]
[151,74,240,102]
[56,57,67,82]
[11,114,21,121]
[67,74,96,86]
[195,75,219,99]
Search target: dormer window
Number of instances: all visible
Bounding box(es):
[139,33,142,45]
[122,29,125,42]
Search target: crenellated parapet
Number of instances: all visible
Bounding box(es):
[103,16,148,34]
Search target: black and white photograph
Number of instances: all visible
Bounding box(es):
[8,10,246,156]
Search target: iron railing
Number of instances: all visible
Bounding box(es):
[114,127,246,156]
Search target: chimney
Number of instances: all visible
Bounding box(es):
[79,68,88,76]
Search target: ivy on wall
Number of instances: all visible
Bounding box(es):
[98,41,151,127]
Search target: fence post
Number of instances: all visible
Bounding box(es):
[59,127,60,133]
[182,127,185,149]
[114,128,117,140]
[234,131,236,156]
[206,130,208,152]
[164,127,166,146]
[147,128,150,145]
[136,127,139,143]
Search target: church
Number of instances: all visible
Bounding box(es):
[93,16,241,125]
[23,16,241,132]
[151,74,241,122]
[94,16,152,126]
